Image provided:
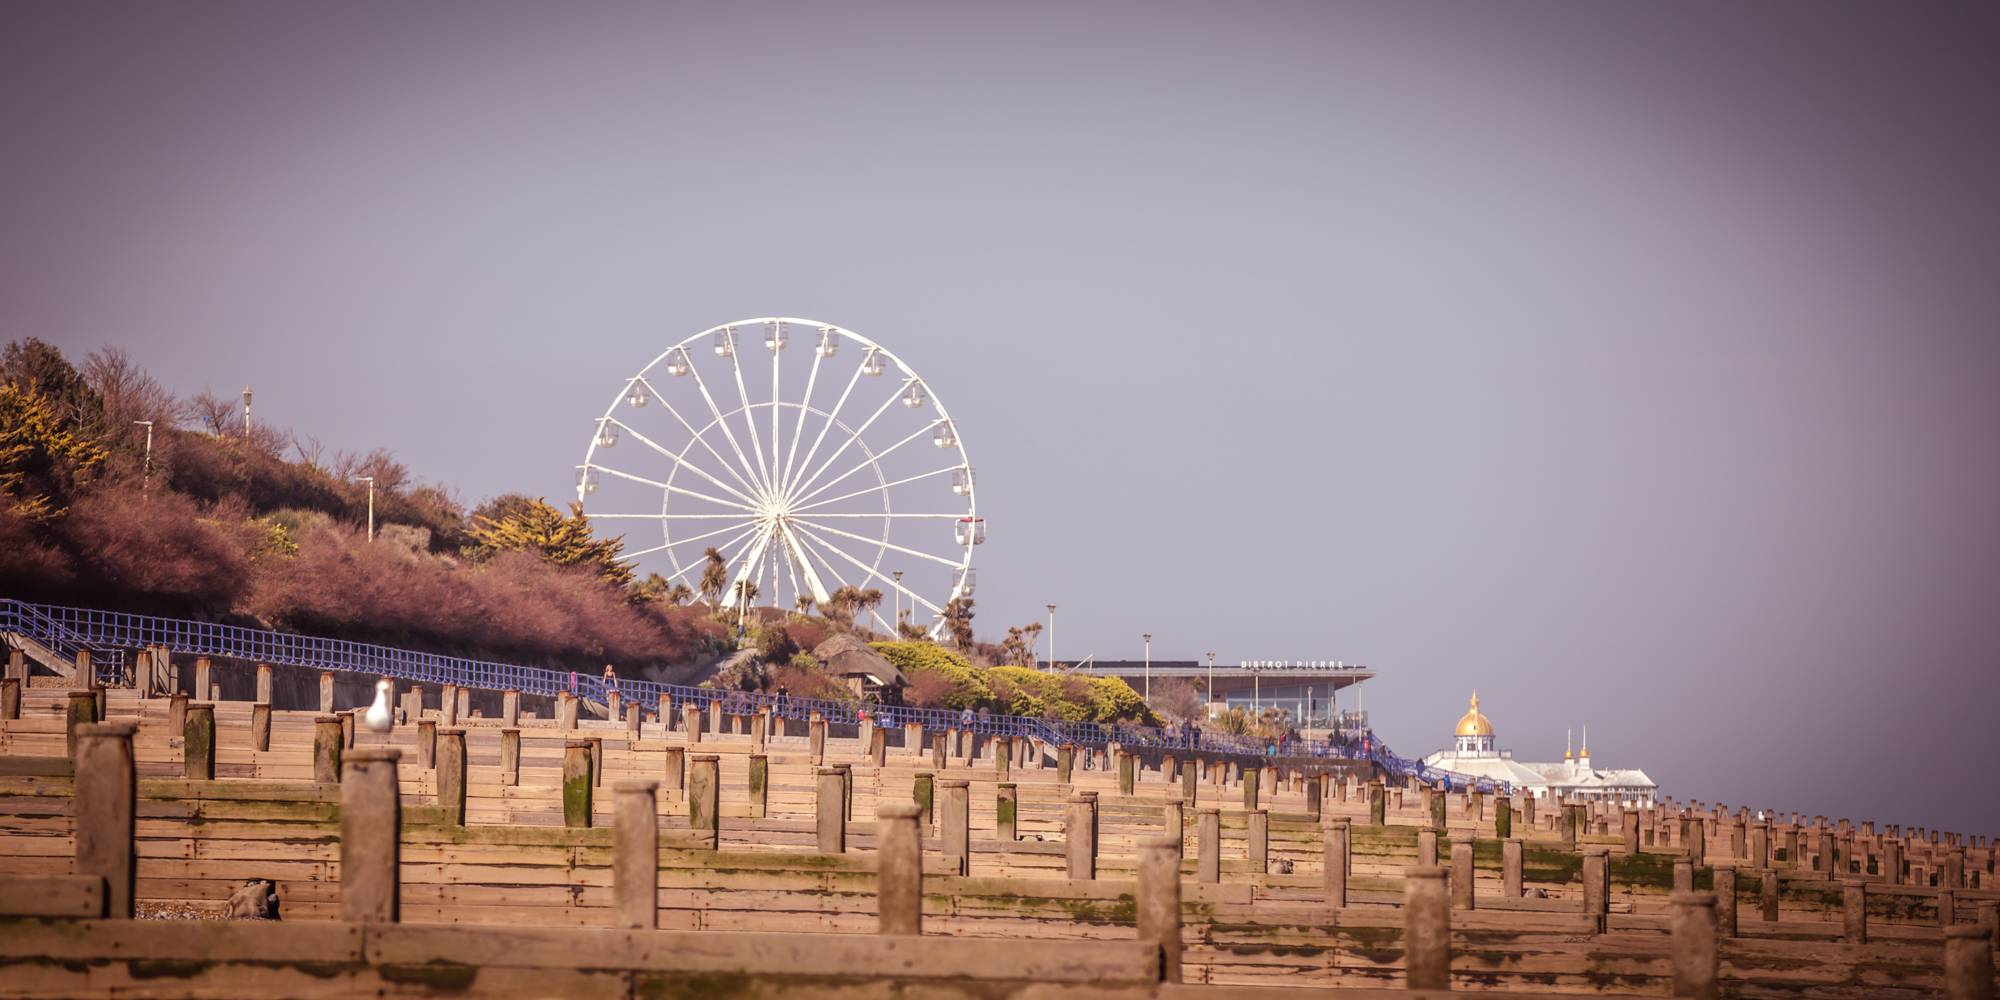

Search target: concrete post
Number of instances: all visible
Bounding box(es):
[1243,765,1259,811]
[1404,866,1451,991]
[809,712,826,763]
[663,746,685,794]
[340,746,401,922]
[816,767,846,853]
[1418,827,1440,868]
[1452,833,1477,910]
[1944,925,1994,1000]
[1504,837,1524,897]
[997,782,1018,841]
[1198,808,1221,883]
[1672,891,1719,1000]
[563,741,593,828]
[501,728,520,786]
[589,735,604,787]
[1714,865,1737,937]
[319,671,334,713]
[1761,868,1779,921]
[1057,743,1074,783]
[942,778,971,875]
[913,771,935,831]
[850,801,918,948]
[1249,809,1269,866]
[994,736,1011,778]
[66,690,96,757]
[183,703,215,779]
[437,728,466,825]
[503,689,519,727]
[1325,818,1350,905]
[0,677,17,721]
[613,779,659,929]
[417,718,436,769]
[1163,798,1185,856]
[689,754,719,849]
[1369,779,1386,826]
[1137,836,1183,983]
[1067,794,1097,880]
[75,720,137,918]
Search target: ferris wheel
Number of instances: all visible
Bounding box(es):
[577,318,980,639]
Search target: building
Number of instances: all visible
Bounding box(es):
[1422,694,1658,803]
[1050,659,1373,729]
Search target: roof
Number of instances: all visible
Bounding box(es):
[812,634,906,687]
[1455,693,1493,737]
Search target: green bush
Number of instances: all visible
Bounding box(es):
[872,641,990,709]
[874,644,1157,724]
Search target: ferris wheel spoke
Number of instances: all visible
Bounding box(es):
[786,356,869,497]
[789,465,960,513]
[790,385,907,501]
[770,335,785,490]
[656,521,764,587]
[792,422,942,506]
[792,518,961,569]
[728,523,778,597]
[685,363,771,496]
[776,521,835,605]
[792,523,943,615]
[728,349,773,490]
[609,418,759,506]
[780,348,825,492]
[798,512,963,518]
[591,513,751,519]
[656,518,758,548]
[634,377,764,500]
[592,465,759,512]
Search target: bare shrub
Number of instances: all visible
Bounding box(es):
[59,489,250,610]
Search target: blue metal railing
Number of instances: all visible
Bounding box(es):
[1,600,125,678]
[0,598,1504,792]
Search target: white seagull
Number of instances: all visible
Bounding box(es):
[363,679,394,734]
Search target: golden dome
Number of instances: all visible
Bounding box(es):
[1454,694,1493,737]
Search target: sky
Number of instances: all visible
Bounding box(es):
[4,2,1998,832]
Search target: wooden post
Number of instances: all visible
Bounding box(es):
[1305,773,1321,817]
[1324,817,1350,905]
[1137,835,1182,983]
[1841,878,1866,943]
[563,740,593,828]
[1504,836,1524,897]
[869,724,885,766]
[74,720,137,918]
[682,701,700,742]
[613,779,659,929]
[1495,793,1512,840]
[877,802,924,936]
[503,689,519,727]
[1452,833,1477,910]
[251,662,270,704]
[437,728,466,825]
[913,772,935,831]
[1943,925,1994,1000]
[1369,779,1386,826]
[708,697,722,740]
[1198,807,1221,883]
[1404,866,1451,991]
[588,736,604,787]
[1249,808,1269,866]
[809,712,826,763]
[0,677,18,721]
[689,754,719,849]
[836,763,854,821]
[169,692,186,737]
[1057,743,1074,783]
[997,783,1018,841]
[931,733,946,770]
[1242,765,1259,811]
[558,693,578,730]
[1117,750,1133,794]
[1163,797,1185,856]
[340,747,401,923]
[904,721,923,759]
[66,690,97,757]
[994,736,1011,778]
[1584,845,1609,931]
[748,754,768,818]
[941,778,970,875]
[318,671,334,713]
[1182,757,1198,801]
[816,767,846,853]
[1675,857,1694,893]
[183,703,215,780]
[626,702,642,738]
[1761,868,1779,921]
[339,710,355,750]
[417,719,436,769]
[1671,891,1719,1000]
[441,683,459,727]
[1419,828,1440,868]
[194,657,211,703]
[606,689,621,725]
[501,728,520,786]
[1067,794,1096,880]
[250,703,270,752]
[752,710,768,752]
[663,746,685,794]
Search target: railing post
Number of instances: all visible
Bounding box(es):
[1671,891,1718,1000]
[1325,817,1350,905]
[501,728,520,786]
[1066,793,1096,880]
[941,778,970,875]
[184,703,215,779]
[66,689,97,757]
[437,728,467,825]
[877,801,924,936]
[997,782,1018,841]
[689,753,719,849]
[312,715,343,782]
[613,779,659,929]
[563,740,593,828]
[1137,835,1182,983]
[75,720,137,918]
[1452,833,1477,910]
[1404,866,1451,990]
[340,747,402,923]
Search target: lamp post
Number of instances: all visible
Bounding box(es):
[892,570,903,635]
[1046,605,1056,672]
[355,477,375,542]
[1143,634,1151,705]
[1205,653,1214,717]
[131,421,154,491]
[242,387,252,438]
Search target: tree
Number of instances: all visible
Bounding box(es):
[468,497,635,587]
[858,588,884,632]
[757,625,799,665]
[0,382,106,522]
[666,583,693,605]
[794,594,817,614]
[941,596,975,649]
[698,547,729,609]
[732,578,759,606]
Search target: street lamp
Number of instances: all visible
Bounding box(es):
[1143,634,1151,705]
[242,387,252,438]
[1046,605,1056,672]
[131,421,154,491]
[892,571,903,635]
[1206,653,1214,717]
[355,477,375,542]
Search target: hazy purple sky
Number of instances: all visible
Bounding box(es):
[6,2,1998,831]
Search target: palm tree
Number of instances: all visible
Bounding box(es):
[942,597,975,649]
[698,547,728,609]
[826,584,864,628]
[794,594,817,615]
[859,588,884,635]
[666,583,693,606]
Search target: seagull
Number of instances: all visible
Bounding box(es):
[363,679,394,734]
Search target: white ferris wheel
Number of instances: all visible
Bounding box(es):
[577,318,980,639]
